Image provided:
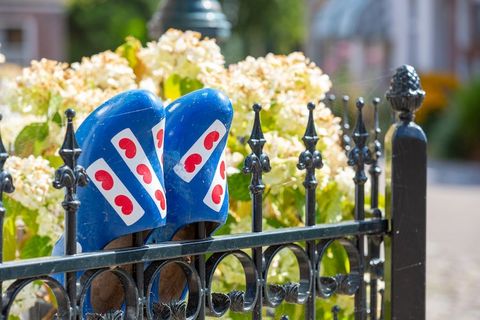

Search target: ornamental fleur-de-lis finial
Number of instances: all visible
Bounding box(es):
[243,104,271,194]
[53,109,88,200]
[297,102,323,190]
[0,114,15,215]
[386,65,425,123]
[348,98,373,185]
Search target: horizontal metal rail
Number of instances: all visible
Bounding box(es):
[0,219,387,282]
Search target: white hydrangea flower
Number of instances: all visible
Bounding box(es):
[4,156,63,211]
[138,29,225,95]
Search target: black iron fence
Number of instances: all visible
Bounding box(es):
[0,65,426,320]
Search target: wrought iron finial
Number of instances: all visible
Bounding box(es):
[297,102,323,190]
[342,95,352,154]
[53,109,88,198]
[348,98,373,185]
[243,104,271,194]
[370,97,382,169]
[332,305,340,320]
[53,108,89,315]
[0,114,15,215]
[386,65,425,123]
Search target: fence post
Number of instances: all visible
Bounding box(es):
[243,104,271,320]
[53,109,89,318]
[297,102,323,319]
[384,65,426,319]
[348,98,372,320]
[0,114,15,320]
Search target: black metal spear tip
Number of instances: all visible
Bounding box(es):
[347,98,373,184]
[247,103,266,156]
[58,109,81,170]
[243,104,271,193]
[297,102,323,189]
[352,98,368,147]
[386,64,425,122]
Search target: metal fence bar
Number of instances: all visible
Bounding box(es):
[368,97,383,320]
[348,98,373,320]
[0,114,15,320]
[52,109,88,318]
[297,102,323,319]
[384,65,427,319]
[0,220,387,282]
[243,104,271,319]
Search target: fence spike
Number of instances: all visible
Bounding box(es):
[297,102,323,319]
[53,108,89,317]
[342,95,352,154]
[0,113,15,319]
[368,97,383,320]
[243,103,270,320]
[0,113,15,212]
[347,97,372,320]
[243,103,271,194]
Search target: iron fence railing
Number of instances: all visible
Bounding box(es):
[0,65,426,320]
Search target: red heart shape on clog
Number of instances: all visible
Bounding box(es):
[203,131,220,150]
[220,161,226,180]
[211,184,224,205]
[114,195,133,215]
[119,138,137,159]
[94,170,114,190]
[184,153,202,173]
[136,164,152,184]
[156,129,164,149]
[155,189,166,211]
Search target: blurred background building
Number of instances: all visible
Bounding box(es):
[307,0,480,82]
[0,0,66,65]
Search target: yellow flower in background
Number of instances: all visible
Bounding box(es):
[416,72,459,124]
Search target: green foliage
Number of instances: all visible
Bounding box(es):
[431,78,480,160]
[20,236,53,259]
[67,0,158,62]
[14,123,49,157]
[221,0,305,62]
[163,74,203,100]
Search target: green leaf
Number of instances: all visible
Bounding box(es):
[214,214,235,236]
[14,122,49,157]
[163,74,182,100]
[116,36,142,69]
[227,173,251,201]
[179,77,203,96]
[5,196,39,234]
[3,215,17,261]
[20,235,53,259]
[52,111,62,127]
[163,75,204,100]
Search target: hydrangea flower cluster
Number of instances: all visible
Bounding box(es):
[0,29,357,317]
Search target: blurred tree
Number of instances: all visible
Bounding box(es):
[68,0,306,64]
[221,0,305,62]
[67,0,158,62]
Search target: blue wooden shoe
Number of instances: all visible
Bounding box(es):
[147,88,233,245]
[144,88,233,309]
[52,89,167,313]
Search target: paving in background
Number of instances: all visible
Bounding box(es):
[426,161,480,320]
